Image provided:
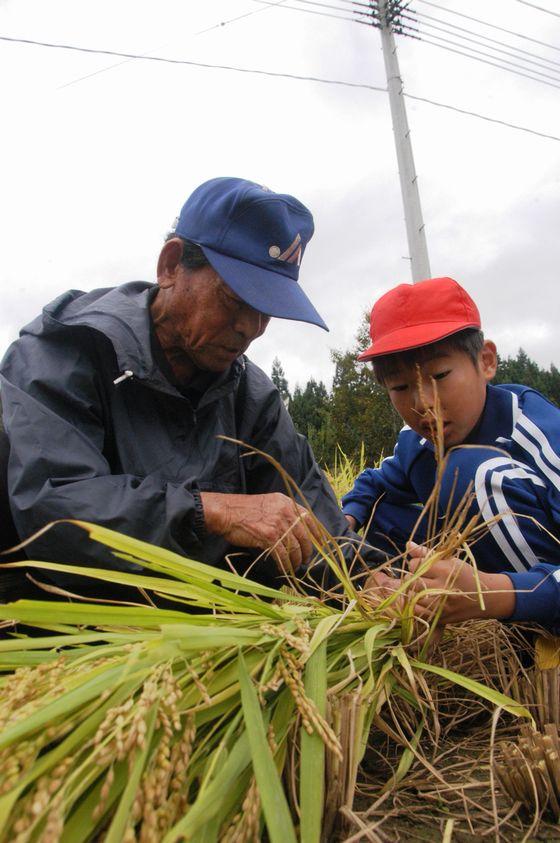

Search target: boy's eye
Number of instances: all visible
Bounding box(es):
[432,370,451,381]
[389,384,408,393]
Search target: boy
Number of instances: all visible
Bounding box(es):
[343,277,560,628]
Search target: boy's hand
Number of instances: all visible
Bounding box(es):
[344,514,358,531]
[363,567,406,614]
[364,566,445,654]
[405,544,516,623]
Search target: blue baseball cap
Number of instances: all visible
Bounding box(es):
[171,177,328,331]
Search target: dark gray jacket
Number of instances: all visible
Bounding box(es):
[0,282,361,587]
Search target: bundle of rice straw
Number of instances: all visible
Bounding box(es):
[0,512,530,843]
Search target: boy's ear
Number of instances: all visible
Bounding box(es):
[479,340,498,381]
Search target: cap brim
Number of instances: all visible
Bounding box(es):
[357,320,480,361]
[200,245,328,331]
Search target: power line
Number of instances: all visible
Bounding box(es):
[58,1,290,90]
[0,33,384,90]
[1,32,559,143]
[279,0,560,65]
[310,0,372,8]
[397,20,560,85]
[252,0,365,24]
[409,9,560,70]
[515,0,560,19]
[289,0,362,14]
[414,0,560,54]
[255,0,560,88]
[404,91,560,142]
[398,25,560,89]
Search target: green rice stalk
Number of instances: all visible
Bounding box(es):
[0,414,538,840]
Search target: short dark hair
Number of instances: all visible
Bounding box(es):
[165,234,210,270]
[372,328,485,385]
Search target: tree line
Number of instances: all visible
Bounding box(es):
[271,325,560,469]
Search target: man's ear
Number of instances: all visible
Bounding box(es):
[479,339,498,382]
[156,239,184,288]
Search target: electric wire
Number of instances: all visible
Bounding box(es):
[396,18,560,84]
[0,33,384,90]
[396,25,560,89]
[515,0,560,19]
[254,0,560,88]
[413,0,560,54]
[1,32,559,143]
[288,0,366,14]
[261,0,560,78]
[252,0,366,24]
[404,91,560,142]
[58,1,290,90]
[408,9,560,70]
[312,0,373,8]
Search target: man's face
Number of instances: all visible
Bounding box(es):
[153,257,270,377]
[383,342,497,448]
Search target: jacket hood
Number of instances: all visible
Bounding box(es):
[30,282,158,382]
[24,281,246,398]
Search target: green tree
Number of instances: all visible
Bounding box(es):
[543,363,560,407]
[270,357,291,403]
[493,348,559,406]
[290,379,334,464]
[329,314,400,466]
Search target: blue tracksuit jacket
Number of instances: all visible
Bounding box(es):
[342,384,560,628]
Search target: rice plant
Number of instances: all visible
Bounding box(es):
[0,514,530,843]
[324,444,369,502]
[0,418,543,841]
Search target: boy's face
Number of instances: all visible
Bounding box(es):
[383,341,498,448]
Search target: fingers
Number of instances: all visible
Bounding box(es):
[271,507,315,574]
[364,570,404,609]
[344,513,358,531]
[287,526,310,571]
[366,570,396,590]
[283,506,324,570]
[407,541,428,558]
[406,544,429,575]
[271,542,295,577]
[296,505,324,544]
[284,529,304,573]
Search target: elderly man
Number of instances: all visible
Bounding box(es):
[0,177,370,592]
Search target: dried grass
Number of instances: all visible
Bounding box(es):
[344,621,560,842]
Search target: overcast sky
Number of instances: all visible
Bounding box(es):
[1,0,559,391]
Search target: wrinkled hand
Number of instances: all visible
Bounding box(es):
[201,491,324,575]
[405,543,515,623]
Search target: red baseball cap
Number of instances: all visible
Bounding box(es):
[358,277,481,361]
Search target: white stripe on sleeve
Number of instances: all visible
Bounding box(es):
[475,456,546,573]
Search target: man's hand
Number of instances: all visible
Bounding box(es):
[200,491,324,575]
[405,544,515,623]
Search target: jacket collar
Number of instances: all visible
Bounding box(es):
[37,281,244,399]
[465,384,516,446]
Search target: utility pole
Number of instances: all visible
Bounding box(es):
[374,0,431,282]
